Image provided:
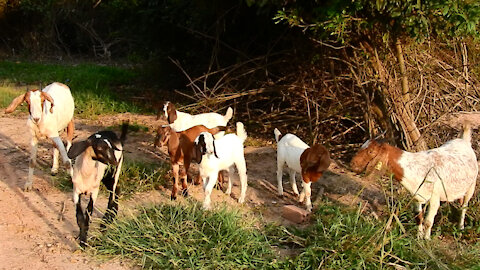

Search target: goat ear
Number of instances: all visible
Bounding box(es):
[156,103,164,120]
[5,93,26,113]
[167,103,177,123]
[213,140,219,159]
[41,92,55,113]
[67,140,91,159]
[191,143,203,163]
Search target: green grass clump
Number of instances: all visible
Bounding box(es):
[0,61,148,118]
[267,197,480,270]
[91,203,279,269]
[0,84,25,109]
[118,160,169,197]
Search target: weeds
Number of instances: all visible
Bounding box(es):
[90,203,278,269]
[0,61,147,118]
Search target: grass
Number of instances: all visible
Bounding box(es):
[90,203,279,269]
[0,61,150,118]
[88,178,480,270]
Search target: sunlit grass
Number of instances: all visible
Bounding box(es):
[90,203,279,269]
[0,61,149,118]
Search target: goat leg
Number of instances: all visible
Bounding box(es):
[75,194,88,248]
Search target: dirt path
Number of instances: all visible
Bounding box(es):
[0,113,385,269]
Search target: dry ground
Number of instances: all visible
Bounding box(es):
[0,112,386,269]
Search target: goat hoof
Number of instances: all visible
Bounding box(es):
[170,194,177,200]
[23,183,33,192]
[181,189,188,197]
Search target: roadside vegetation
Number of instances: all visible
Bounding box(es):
[0,61,146,118]
[2,0,480,269]
[91,195,480,269]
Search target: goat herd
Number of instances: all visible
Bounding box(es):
[3,82,479,247]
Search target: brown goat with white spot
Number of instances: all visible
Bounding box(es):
[154,124,226,200]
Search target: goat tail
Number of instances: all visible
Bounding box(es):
[236,122,247,142]
[224,107,234,121]
[461,121,472,143]
[274,128,282,143]
[120,121,129,143]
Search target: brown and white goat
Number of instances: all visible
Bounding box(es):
[160,101,233,137]
[154,124,226,200]
[5,82,74,191]
[274,128,331,212]
[350,124,478,239]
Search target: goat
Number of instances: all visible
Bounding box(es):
[350,123,478,239]
[5,82,75,191]
[154,124,226,200]
[193,122,248,210]
[274,128,331,212]
[160,101,233,137]
[67,123,128,247]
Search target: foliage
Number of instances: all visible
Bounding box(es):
[0,61,146,118]
[90,203,279,269]
[118,160,168,198]
[273,0,480,44]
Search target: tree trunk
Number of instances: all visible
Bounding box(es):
[393,39,427,151]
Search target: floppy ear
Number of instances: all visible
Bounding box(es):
[156,103,164,120]
[167,103,177,123]
[213,140,219,159]
[191,143,203,163]
[67,140,91,159]
[5,93,26,113]
[41,92,55,113]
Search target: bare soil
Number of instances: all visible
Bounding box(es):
[0,112,386,269]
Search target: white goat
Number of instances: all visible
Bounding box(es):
[274,128,331,212]
[350,123,478,239]
[67,123,128,247]
[193,122,248,209]
[162,101,233,136]
[5,82,74,191]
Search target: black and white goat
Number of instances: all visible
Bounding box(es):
[67,123,128,247]
[193,122,248,209]
[5,82,74,191]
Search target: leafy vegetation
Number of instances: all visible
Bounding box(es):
[0,61,146,118]
[91,203,278,269]
[90,196,480,269]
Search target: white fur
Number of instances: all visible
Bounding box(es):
[72,143,124,206]
[164,101,233,137]
[396,136,477,239]
[274,128,316,210]
[25,83,74,191]
[196,122,247,209]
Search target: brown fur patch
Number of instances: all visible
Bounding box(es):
[300,144,331,183]
[384,143,404,181]
[350,140,404,181]
[166,102,177,123]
